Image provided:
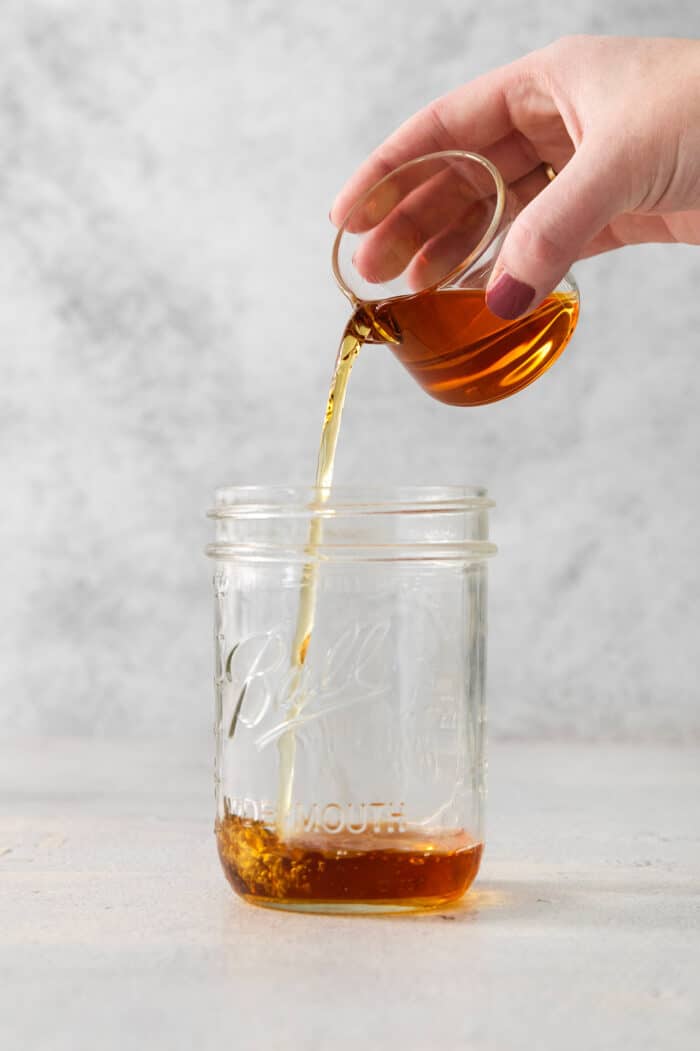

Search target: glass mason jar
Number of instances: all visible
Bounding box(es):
[206,485,496,913]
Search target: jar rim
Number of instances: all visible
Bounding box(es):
[208,484,494,520]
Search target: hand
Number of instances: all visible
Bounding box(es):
[331,36,700,318]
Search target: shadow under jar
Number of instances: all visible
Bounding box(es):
[206,486,496,914]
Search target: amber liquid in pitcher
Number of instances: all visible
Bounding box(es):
[358,286,579,406]
[220,285,577,910]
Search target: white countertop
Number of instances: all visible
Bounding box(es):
[1,738,698,1050]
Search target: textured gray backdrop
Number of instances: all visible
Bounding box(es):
[2,0,699,745]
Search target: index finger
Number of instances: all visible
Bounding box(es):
[330,62,522,226]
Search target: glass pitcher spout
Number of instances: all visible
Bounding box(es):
[347,302,402,346]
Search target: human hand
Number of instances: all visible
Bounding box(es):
[331,36,700,318]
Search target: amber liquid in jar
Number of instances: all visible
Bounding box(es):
[216,814,483,911]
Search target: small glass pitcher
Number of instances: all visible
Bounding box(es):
[332,151,579,406]
[207,485,496,913]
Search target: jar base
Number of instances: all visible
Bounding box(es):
[238,889,477,915]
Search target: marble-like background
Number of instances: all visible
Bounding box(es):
[1,0,699,744]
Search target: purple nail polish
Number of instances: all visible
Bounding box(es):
[486,273,536,320]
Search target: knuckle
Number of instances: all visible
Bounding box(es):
[425,98,459,150]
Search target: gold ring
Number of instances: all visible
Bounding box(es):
[543,162,557,182]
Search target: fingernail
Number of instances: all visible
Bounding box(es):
[486,272,536,320]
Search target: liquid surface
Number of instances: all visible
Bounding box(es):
[360,287,579,406]
[216,814,483,909]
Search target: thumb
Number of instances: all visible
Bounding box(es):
[485,146,618,319]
